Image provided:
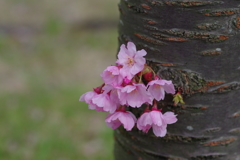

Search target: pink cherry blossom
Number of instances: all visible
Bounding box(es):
[102,84,121,106]
[105,111,137,131]
[92,92,117,113]
[116,42,147,79]
[137,110,177,137]
[147,79,175,101]
[79,42,180,135]
[79,91,104,112]
[101,66,123,86]
[118,83,153,108]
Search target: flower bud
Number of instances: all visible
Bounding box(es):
[143,72,153,82]
[93,84,104,94]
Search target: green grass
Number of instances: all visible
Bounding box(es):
[0,0,118,159]
[0,86,114,160]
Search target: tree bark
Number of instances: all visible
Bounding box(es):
[114,0,240,159]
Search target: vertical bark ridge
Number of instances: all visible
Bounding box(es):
[115,0,240,159]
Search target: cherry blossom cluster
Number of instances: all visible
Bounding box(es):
[80,42,177,137]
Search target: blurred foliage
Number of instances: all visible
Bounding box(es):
[0,0,119,159]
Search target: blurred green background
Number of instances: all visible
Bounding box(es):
[0,0,119,159]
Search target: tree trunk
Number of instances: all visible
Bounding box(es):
[114,0,240,159]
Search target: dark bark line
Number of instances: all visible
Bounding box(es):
[115,0,240,160]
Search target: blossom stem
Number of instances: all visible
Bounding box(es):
[139,71,143,83]
[117,105,126,112]
[152,99,158,110]
[144,104,150,112]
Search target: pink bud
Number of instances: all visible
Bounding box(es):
[123,77,131,84]
[93,84,104,94]
[143,72,153,82]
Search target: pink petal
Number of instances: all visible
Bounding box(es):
[105,113,122,129]
[92,94,106,107]
[137,112,152,127]
[136,49,147,57]
[88,104,97,110]
[121,85,136,93]
[163,83,175,94]
[148,84,165,101]
[106,112,121,123]
[79,93,86,101]
[152,124,167,137]
[106,120,121,129]
[163,112,178,124]
[120,68,134,80]
[137,113,152,132]
[79,91,96,103]
[126,84,152,107]
[101,66,123,86]
[110,89,120,104]
[119,112,136,131]
[126,42,136,57]
[130,62,144,75]
[127,92,143,107]
[92,93,117,113]
[108,66,120,75]
[136,84,153,104]
[134,56,146,67]
[150,111,163,126]
[116,44,128,65]
[105,111,136,131]
[95,106,105,112]
[102,84,113,93]
[147,79,164,86]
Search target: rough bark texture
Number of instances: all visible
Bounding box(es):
[114,0,240,159]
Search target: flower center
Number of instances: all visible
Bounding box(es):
[156,84,162,89]
[127,57,134,66]
[108,71,115,77]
